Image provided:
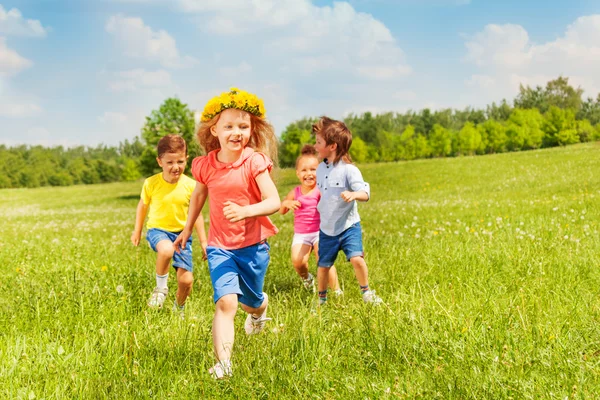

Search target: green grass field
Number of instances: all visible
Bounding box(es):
[1,143,600,399]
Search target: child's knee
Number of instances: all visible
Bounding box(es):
[215,294,238,314]
[178,272,194,289]
[157,245,175,258]
[291,257,307,269]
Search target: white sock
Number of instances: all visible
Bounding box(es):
[156,273,168,290]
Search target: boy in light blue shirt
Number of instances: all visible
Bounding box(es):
[313,116,382,305]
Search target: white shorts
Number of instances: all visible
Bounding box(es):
[291,231,319,247]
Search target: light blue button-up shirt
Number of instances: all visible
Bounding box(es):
[316,160,370,236]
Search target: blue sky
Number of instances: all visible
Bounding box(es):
[1,0,600,147]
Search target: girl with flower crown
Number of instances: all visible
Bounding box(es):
[174,88,280,379]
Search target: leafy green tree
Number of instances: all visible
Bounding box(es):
[486,100,512,121]
[377,130,396,162]
[505,108,544,150]
[278,123,313,167]
[398,125,417,160]
[542,106,579,146]
[139,98,198,176]
[577,94,600,125]
[545,76,583,111]
[414,134,431,159]
[478,119,507,153]
[576,119,595,143]
[593,124,600,141]
[121,158,142,181]
[515,76,583,113]
[429,124,453,157]
[514,84,548,112]
[455,122,481,156]
[349,136,368,163]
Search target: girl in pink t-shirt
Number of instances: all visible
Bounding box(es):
[280,145,341,293]
[174,88,280,379]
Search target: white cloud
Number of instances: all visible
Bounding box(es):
[105,14,197,68]
[98,111,128,124]
[464,15,600,104]
[178,0,310,31]
[464,24,531,68]
[465,74,495,89]
[0,5,48,37]
[0,101,42,117]
[0,37,32,77]
[179,1,410,80]
[107,68,173,92]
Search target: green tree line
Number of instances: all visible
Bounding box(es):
[279,76,600,166]
[1,77,600,188]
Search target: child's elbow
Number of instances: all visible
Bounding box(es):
[269,198,281,214]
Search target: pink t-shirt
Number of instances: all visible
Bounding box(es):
[293,186,321,234]
[191,147,278,250]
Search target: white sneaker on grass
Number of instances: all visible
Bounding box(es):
[302,273,315,292]
[244,293,272,335]
[362,290,382,305]
[209,360,232,379]
[333,289,344,297]
[147,287,168,308]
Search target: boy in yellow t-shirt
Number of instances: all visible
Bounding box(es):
[131,135,207,313]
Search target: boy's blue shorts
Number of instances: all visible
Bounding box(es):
[146,228,193,272]
[318,222,364,267]
[207,241,270,308]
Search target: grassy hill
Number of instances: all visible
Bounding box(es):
[1,142,600,398]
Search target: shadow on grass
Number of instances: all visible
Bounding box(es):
[117,194,140,201]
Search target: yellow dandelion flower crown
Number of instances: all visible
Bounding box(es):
[201,87,266,122]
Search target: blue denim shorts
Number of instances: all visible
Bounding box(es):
[146,228,193,272]
[318,222,364,267]
[206,241,270,308]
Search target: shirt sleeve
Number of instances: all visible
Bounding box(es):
[141,178,151,205]
[347,164,370,200]
[191,156,207,184]
[249,152,273,178]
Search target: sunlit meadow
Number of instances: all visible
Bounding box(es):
[1,143,600,399]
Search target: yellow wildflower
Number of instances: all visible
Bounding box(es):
[201,87,265,122]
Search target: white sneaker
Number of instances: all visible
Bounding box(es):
[362,290,383,305]
[209,360,232,379]
[147,287,168,308]
[244,293,272,335]
[302,273,315,292]
[333,289,344,296]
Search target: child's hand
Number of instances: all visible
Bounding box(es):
[340,191,356,203]
[131,231,141,246]
[223,201,248,222]
[173,231,191,253]
[200,241,208,260]
[282,199,301,211]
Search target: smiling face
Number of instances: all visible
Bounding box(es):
[210,108,252,161]
[296,155,319,190]
[157,151,187,184]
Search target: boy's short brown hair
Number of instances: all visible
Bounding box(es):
[312,116,352,165]
[157,134,187,158]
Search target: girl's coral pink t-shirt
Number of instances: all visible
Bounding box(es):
[191,147,278,250]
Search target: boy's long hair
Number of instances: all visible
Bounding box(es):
[196,112,278,165]
[295,144,318,168]
[312,116,352,165]
[157,134,187,158]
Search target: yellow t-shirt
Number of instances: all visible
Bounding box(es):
[141,173,196,232]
